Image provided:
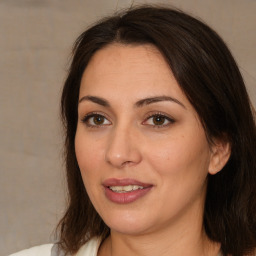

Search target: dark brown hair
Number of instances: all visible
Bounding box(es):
[58,5,256,256]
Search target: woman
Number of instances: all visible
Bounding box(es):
[11,5,256,256]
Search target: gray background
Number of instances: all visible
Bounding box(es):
[0,0,255,255]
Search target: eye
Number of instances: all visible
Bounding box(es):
[143,113,175,127]
[82,113,111,127]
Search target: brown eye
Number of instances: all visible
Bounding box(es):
[152,115,166,125]
[82,113,111,127]
[93,115,105,125]
[143,114,175,127]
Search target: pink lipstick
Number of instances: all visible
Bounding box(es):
[103,178,153,204]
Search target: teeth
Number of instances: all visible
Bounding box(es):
[109,185,144,193]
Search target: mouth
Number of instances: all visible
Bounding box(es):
[103,178,153,204]
[108,185,144,193]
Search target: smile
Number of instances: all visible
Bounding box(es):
[109,185,144,193]
[103,178,153,204]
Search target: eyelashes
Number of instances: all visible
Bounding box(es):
[81,112,111,128]
[81,112,175,129]
[143,113,175,127]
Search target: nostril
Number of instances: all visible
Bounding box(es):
[104,137,142,168]
[121,160,137,167]
[122,161,132,165]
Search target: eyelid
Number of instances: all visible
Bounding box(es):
[80,111,175,128]
[142,111,175,127]
[81,112,112,127]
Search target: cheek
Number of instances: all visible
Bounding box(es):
[75,131,107,210]
[144,129,211,181]
[143,130,211,215]
[75,131,104,182]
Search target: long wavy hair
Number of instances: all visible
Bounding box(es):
[58,5,256,256]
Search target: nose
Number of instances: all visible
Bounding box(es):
[105,125,142,168]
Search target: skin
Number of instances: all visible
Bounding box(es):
[75,43,230,256]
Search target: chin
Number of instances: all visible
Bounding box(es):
[101,209,155,236]
[110,222,151,236]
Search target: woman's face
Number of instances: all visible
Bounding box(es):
[75,43,215,235]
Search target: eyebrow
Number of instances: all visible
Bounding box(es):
[135,96,186,108]
[79,96,110,107]
[79,95,186,109]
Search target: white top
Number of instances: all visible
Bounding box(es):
[9,237,101,256]
[9,237,230,256]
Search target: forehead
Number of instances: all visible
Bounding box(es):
[83,43,170,74]
[79,43,189,107]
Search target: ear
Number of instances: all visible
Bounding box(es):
[208,138,231,175]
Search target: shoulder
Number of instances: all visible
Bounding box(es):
[76,237,102,256]
[9,244,53,256]
[9,237,101,256]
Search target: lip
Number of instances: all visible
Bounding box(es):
[103,178,152,187]
[103,178,153,204]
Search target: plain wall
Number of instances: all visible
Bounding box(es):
[0,0,255,255]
